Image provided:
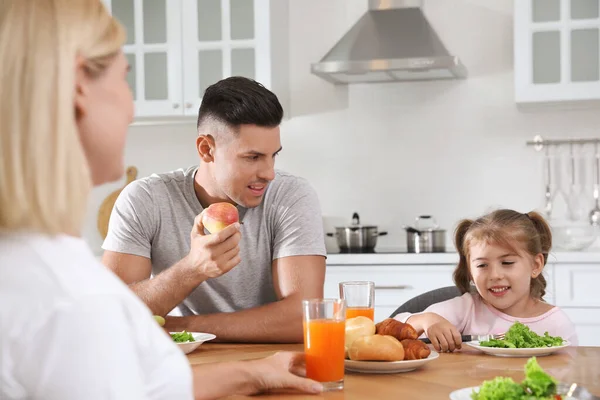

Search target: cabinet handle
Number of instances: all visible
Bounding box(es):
[173,103,180,109]
[374,285,413,290]
[185,102,193,109]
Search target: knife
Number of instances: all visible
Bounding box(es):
[419,334,502,344]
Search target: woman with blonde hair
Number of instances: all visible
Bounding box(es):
[0,1,322,399]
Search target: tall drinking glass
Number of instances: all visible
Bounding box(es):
[302,298,346,391]
[339,281,375,320]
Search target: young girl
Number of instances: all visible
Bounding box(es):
[394,209,578,352]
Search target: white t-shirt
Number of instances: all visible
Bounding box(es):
[0,232,193,399]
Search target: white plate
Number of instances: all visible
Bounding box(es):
[449,386,581,400]
[344,351,439,374]
[463,340,570,357]
[171,332,216,355]
[449,387,479,400]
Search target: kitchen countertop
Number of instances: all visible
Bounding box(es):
[326,250,600,265]
[187,343,600,399]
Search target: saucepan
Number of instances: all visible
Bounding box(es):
[404,215,446,253]
[327,212,387,252]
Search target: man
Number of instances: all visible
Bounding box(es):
[102,77,326,343]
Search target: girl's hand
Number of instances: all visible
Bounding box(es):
[423,314,462,352]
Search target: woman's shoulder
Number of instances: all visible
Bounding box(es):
[0,232,146,318]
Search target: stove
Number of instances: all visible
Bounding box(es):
[327,247,453,254]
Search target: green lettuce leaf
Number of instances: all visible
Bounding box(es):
[171,330,195,343]
[480,339,516,348]
[522,357,557,397]
[471,377,525,400]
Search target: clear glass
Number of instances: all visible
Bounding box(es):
[571,0,599,19]
[302,299,345,391]
[230,0,254,39]
[143,0,167,44]
[532,31,561,84]
[339,281,374,321]
[112,0,135,44]
[532,0,560,22]
[571,29,599,82]
[198,50,223,96]
[231,48,255,79]
[198,0,222,41]
[144,53,168,100]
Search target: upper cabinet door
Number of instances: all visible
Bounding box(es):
[103,0,183,117]
[515,0,600,104]
[181,0,271,117]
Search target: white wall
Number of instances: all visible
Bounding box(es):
[83,0,600,255]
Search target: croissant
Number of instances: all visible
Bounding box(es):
[375,318,418,341]
[400,339,431,360]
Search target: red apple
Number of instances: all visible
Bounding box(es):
[202,202,239,233]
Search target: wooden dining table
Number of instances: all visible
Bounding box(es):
[187,343,600,399]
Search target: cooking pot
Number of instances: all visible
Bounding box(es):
[404,215,446,253]
[327,213,387,252]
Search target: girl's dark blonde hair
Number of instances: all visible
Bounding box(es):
[453,209,552,299]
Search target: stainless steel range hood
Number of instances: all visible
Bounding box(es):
[311,0,467,84]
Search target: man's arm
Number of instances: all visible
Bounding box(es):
[103,251,204,316]
[104,214,242,316]
[164,254,326,343]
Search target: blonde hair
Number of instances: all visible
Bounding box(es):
[0,0,125,235]
[453,209,553,299]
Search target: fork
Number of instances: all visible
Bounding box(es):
[556,382,600,400]
[420,333,505,345]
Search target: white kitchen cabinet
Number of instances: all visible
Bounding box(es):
[514,0,600,104]
[561,308,600,346]
[326,252,600,346]
[103,0,183,117]
[551,262,600,346]
[554,263,600,307]
[103,0,286,119]
[180,0,272,116]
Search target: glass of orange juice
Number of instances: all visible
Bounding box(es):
[339,281,375,320]
[302,298,346,391]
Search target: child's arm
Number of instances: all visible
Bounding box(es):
[404,312,449,335]
[395,293,473,352]
[395,293,471,331]
[408,312,462,352]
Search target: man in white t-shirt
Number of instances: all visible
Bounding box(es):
[102,77,327,343]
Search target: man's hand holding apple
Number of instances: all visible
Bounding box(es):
[185,202,242,280]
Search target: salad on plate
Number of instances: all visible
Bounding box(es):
[480,322,564,349]
[471,357,562,400]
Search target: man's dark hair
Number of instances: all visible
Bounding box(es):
[196,76,283,131]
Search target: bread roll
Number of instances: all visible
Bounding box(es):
[348,334,405,361]
[345,316,376,349]
[400,339,431,360]
[375,318,418,341]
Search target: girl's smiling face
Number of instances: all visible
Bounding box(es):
[468,240,545,317]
